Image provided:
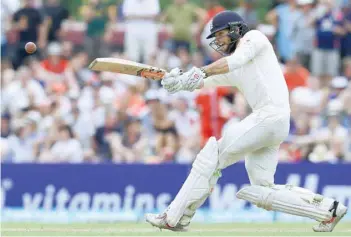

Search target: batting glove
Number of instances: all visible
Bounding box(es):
[161,68,183,94]
[181,67,205,92]
[161,67,205,94]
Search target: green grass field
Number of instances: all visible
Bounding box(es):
[2,222,351,236]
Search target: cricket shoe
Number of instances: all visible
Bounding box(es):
[313,201,348,232]
[145,212,188,232]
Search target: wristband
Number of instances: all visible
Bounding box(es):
[200,67,208,78]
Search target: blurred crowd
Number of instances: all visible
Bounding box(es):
[1,0,350,164]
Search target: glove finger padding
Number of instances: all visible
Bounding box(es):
[162,68,181,85]
[161,77,179,88]
[168,83,183,94]
[163,68,182,79]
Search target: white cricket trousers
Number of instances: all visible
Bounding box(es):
[217,106,290,186]
[124,23,158,63]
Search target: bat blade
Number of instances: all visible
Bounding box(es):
[88,58,166,80]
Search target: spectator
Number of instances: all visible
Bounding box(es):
[270,0,285,9]
[293,0,315,70]
[339,81,351,129]
[0,113,13,162]
[256,23,277,43]
[290,76,324,115]
[109,118,148,163]
[93,108,132,160]
[69,49,92,88]
[80,0,111,60]
[90,82,114,128]
[341,5,351,58]
[93,111,119,161]
[65,94,95,151]
[288,113,313,160]
[1,0,20,58]
[141,90,162,151]
[284,57,310,91]
[2,66,47,117]
[327,76,348,101]
[25,110,44,157]
[278,141,302,162]
[7,119,37,163]
[266,0,301,62]
[152,103,178,162]
[147,49,182,73]
[234,0,258,29]
[40,42,79,95]
[42,0,69,43]
[69,106,95,155]
[1,114,12,139]
[169,94,200,163]
[99,72,118,106]
[310,0,346,78]
[37,100,55,134]
[162,0,206,53]
[41,124,83,163]
[48,91,72,120]
[176,47,193,71]
[309,100,349,162]
[11,0,46,69]
[192,50,205,68]
[122,0,160,63]
[123,85,147,117]
[1,60,15,89]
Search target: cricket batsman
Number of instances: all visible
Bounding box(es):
[145,11,348,232]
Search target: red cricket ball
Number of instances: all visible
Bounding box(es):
[25,42,37,54]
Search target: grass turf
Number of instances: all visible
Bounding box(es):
[1,222,351,236]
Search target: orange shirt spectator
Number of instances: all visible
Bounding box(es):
[41,58,69,74]
[116,86,146,118]
[125,94,146,117]
[284,59,310,91]
[40,56,70,95]
[39,42,78,95]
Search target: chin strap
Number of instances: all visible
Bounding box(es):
[227,41,238,54]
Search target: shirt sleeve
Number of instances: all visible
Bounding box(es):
[203,73,232,88]
[275,4,283,16]
[140,0,160,16]
[122,0,131,16]
[225,30,269,71]
[150,0,160,15]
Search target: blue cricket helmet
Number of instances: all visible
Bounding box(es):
[206,11,250,54]
[207,11,248,39]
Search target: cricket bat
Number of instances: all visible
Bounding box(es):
[88,58,167,80]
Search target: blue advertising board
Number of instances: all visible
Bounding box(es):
[1,162,351,223]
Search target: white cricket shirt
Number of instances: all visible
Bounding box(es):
[204,30,290,113]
